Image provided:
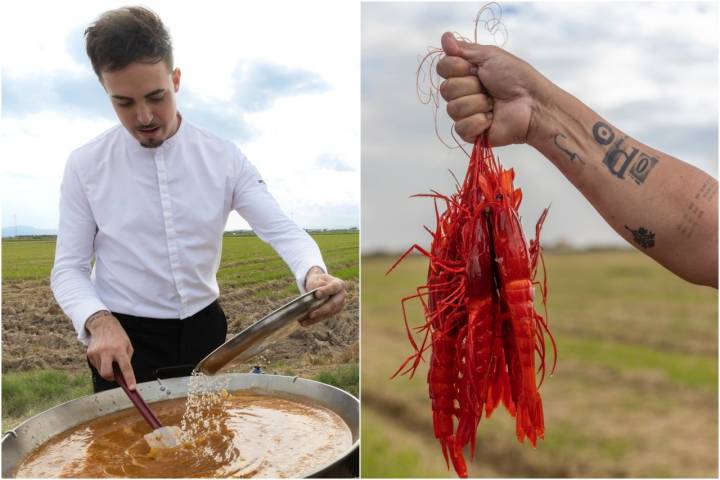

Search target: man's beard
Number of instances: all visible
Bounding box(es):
[140,138,164,148]
[137,125,164,148]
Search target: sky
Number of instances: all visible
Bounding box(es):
[362,1,718,252]
[1,0,360,231]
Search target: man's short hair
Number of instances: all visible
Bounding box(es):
[85,6,173,79]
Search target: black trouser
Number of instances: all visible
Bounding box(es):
[89,300,227,393]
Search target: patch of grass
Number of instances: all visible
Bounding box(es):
[542,419,633,461]
[2,239,57,281]
[313,364,358,397]
[330,265,359,281]
[360,407,451,478]
[560,336,717,389]
[2,369,92,430]
[361,423,424,477]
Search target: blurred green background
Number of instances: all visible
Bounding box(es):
[361,250,717,477]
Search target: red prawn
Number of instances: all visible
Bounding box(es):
[390,136,556,477]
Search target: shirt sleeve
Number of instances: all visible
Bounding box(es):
[50,154,108,345]
[231,149,327,293]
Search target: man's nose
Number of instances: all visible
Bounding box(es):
[136,104,153,126]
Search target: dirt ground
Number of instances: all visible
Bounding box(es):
[1,279,358,378]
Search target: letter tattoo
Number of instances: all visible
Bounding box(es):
[592,121,615,145]
[554,133,585,165]
[592,121,658,184]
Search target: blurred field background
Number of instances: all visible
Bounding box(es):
[361,250,717,477]
[2,232,358,430]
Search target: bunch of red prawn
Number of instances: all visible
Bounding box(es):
[389,9,556,476]
[389,136,556,477]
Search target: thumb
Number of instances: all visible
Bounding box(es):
[441,31,494,65]
[440,32,463,57]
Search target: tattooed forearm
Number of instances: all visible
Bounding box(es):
[553,132,585,165]
[676,178,718,239]
[695,177,718,202]
[592,121,659,185]
[676,200,707,240]
[625,225,656,249]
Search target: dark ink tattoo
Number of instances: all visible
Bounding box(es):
[591,121,659,184]
[695,177,718,202]
[592,121,615,145]
[603,136,637,179]
[625,225,655,249]
[675,199,709,240]
[628,152,658,184]
[553,132,585,165]
[674,179,717,239]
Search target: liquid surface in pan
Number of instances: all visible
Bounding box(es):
[14,391,352,478]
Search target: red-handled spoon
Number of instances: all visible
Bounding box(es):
[113,363,162,429]
[113,363,180,448]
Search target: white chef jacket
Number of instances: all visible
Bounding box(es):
[51,118,327,344]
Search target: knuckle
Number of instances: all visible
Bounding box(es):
[446,101,460,119]
[438,80,450,99]
[436,58,449,78]
[480,112,493,126]
[461,77,478,94]
[455,120,470,139]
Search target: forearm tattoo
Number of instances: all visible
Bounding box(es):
[553,132,585,165]
[592,121,658,184]
[676,177,718,240]
[624,225,656,249]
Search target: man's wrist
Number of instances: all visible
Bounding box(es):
[304,266,325,290]
[85,310,112,334]
[526,78,563,149]
[528,82,591,160]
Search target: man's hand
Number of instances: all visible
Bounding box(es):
[85,311,136,389]
[436,32,551,147]
[302,267,347,326]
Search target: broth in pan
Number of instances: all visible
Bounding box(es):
[15,391,352,478]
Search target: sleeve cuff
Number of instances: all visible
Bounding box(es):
[296,260,328,294]
[71,301,110,346]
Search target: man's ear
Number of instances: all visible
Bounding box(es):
[172,68,181,93]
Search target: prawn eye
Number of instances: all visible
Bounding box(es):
[496,194,503,201]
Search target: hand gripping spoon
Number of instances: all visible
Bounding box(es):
[112,363,182,449]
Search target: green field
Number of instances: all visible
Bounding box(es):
[362,250,717,477]
[2,232,359,286]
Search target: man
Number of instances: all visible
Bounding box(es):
[51,6,347,393]
[436,33,717,288]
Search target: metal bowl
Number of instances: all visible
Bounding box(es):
[2,374,359,478]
